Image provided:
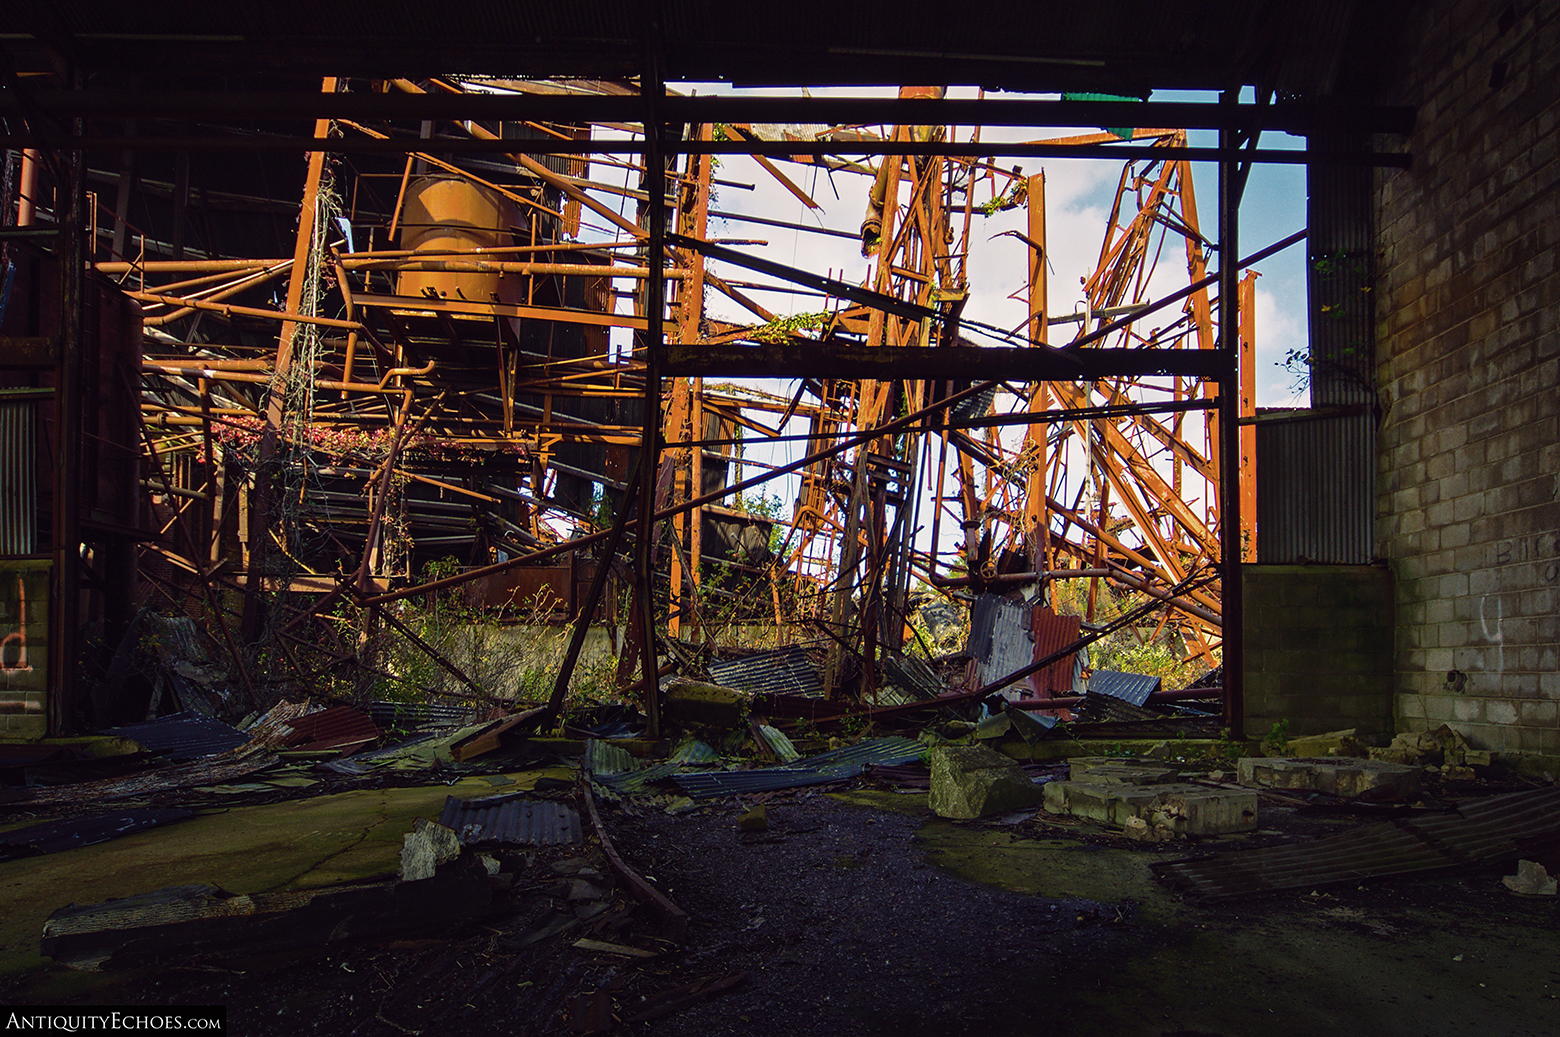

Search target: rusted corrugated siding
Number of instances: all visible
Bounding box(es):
[1255,411,1375,564]
[1028,607,1082,697]
[281,705,380,752]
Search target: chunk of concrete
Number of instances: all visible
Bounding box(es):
[928,745,1044,819]
[399,818,462,881]
[1067,759,1180,785]
[1237,757,1421,801]
[1368,724,1482,769]
[662,682,751,729]
[1043,780,1257,835]
[1502,860,1558,896]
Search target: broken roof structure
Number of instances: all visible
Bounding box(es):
[0,0,1553,777]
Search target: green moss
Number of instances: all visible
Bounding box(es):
[0,769,571,979]
[914,821,1182,925]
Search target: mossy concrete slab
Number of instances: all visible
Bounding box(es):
[0,766,575,977]
[914,822,1181,924]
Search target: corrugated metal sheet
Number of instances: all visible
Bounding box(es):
[970,597,1081,698]
[1028,607,1082,696]
[970,595,1033,694]
[1256,411,1375,564]
[0,400,37,554]
[369,700,477,730]
[707,645,824,699]
[584,738,637,776]
[1154,785,1560,901]
[105,712,249,760]
[1089,670,1161,706]
[881,653,944,699]
[1307,151,1374,408]
[598,760,683,795]
[671,736,924,799]
[439,795,582,846]
[0,808,193,861]
[7,749,278,806]
[277,705,380,752]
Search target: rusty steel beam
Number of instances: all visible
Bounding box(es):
[662,344,1222,381]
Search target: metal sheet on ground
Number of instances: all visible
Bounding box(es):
[1153,785,1560,900]
[438,795,583,846]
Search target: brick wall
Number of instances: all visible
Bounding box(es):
[1375,0,1560,755]
[1243,565,1395,739]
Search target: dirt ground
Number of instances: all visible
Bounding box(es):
[4,776,1558,1037]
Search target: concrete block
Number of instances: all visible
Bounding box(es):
[1043,781,1257,835]
[928,745,1044,820]
[1236,757,1423,801]
[1066,761,1180,785]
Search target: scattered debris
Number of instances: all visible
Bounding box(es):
[928,744,1045,819]
[1369,724,1492,770]
[707,646,825,699]
[272,705,381,755]
[671,736,924,799]
[42,859,493,971]
[582,783,689,943]
[450,709,545,762]
[1237,756,1422,801]
[3,747,278,806]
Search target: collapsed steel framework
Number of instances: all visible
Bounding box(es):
[2,74,1413,737]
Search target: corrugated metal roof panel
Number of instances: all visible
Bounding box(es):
[0,808,193,860]
[881,653,944,699]
[1154,785,1560,901]
[1089,670,1161,706]
[369,700,479,730]
[708,646,824,699]
[972,595,1034,694]
[439,795,583,846]
[279,705,381,752]
[105,712,249,760]
[8,750,278,806]
[1028,608,1082,696]
[584,738,637,776]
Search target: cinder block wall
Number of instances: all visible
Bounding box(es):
[1375,0,1560,755]
[1243,565,1395,739]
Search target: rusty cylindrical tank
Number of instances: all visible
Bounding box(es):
[396,176,524,307]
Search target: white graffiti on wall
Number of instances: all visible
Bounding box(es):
[1479,593,1504,678]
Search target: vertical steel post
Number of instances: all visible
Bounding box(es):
[636,32,666,738]
[1218,94,1245,739]
[51,83,85,734]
